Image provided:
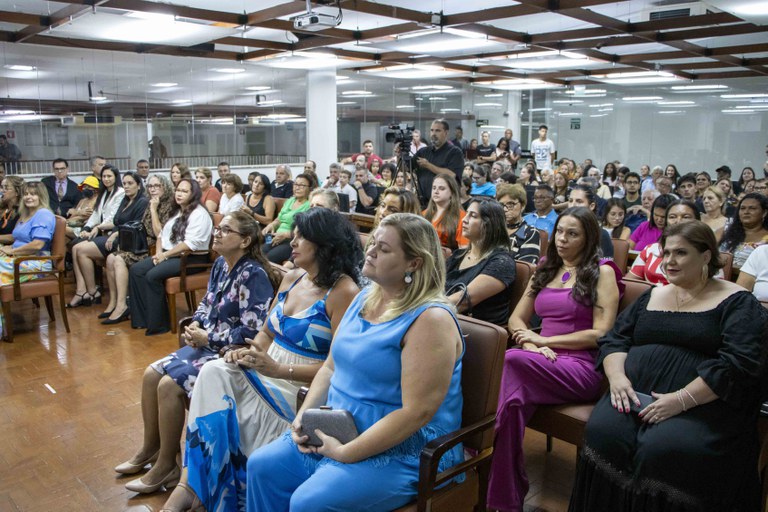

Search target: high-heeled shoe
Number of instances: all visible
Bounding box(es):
[102,309,130,325]
[66,292,92,308]
[114,450,159,475]
[90,286,103,305]
[160,482,203,512]
[124,465,180,494]
[97,310,114,319]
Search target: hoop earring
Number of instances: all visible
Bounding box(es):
[404,271,413,284]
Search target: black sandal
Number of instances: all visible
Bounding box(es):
[66,293,92,308]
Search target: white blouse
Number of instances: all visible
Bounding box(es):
[85,187,126,229]
[160,204,212,252]
[219,193,245,215]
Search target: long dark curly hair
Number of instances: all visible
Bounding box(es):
[529,206,602,306]
[226,211,282,292]
[293,208,363,288]
[170,178,203,245]
[720,192,768,253]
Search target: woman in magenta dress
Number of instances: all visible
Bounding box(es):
[487,206,624,512]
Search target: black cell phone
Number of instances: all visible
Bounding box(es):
[630,392,655,413]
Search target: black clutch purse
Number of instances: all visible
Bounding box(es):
[300,406,359,447]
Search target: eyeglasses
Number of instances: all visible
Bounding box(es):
[53,167,67,172]
[293,183,309,188]
[501,201,521,210]
[213,225,245,237]
[146,184,161,189]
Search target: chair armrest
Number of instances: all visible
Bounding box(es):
[177,316,194,347]
[177,250,213,292]
[12,255,63,301]
[416,414,497,511]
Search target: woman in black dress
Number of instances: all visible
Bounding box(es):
[444,198,515,326]
[570,220,768,512]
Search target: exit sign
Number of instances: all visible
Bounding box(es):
[476,119,489,127]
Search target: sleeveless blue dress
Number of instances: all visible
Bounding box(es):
[186,273,335,512]
[246,287,465,511]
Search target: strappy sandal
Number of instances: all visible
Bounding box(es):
[66,292,92,308]
[160,481,203,512]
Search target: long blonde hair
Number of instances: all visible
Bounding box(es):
[19,182,51,218]
[362,213,453,323]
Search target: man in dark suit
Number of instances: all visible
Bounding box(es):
[42,158,82,217]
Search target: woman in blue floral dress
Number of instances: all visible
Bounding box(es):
[115,211,281,496]
[161,207,363,512]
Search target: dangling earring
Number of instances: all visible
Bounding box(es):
[701,264,709,282]
[404,271,413,284]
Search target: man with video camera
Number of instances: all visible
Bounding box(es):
[412,119,465,207]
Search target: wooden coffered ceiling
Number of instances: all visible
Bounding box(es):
[0,0,766,114]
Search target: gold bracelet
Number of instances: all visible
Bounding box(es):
[288,363,295,383]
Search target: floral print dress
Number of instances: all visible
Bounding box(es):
[150,255,274,396]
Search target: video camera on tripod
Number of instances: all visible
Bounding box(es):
[385,123,415,161]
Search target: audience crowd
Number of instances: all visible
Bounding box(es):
[3,121,768,512]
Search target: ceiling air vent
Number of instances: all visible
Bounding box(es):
[650,7,691,20]
[644,1,715,21]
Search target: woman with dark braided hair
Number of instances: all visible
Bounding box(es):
[116,211,281,497]
[128,178,212,335]
[487,207,624,511]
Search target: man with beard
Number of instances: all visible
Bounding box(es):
[413,119,464,207]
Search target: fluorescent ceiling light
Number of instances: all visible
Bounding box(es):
[4,64,36,71]
[259,114,300,120]
[733,3,768,15]
[598,108,614,112]
[737,105,768,109]
[151,82,177,87]
[337,101,356,105]
[594,71,679,85]
[721,93,768,99]
[245,86,271,91]
[365,64,461,80]
[440,108,461,112]
[474,79,561,91]
[722,109,754,113]
[478,125,507,129]
[257,99,283,106]
[342,90,372,96]
[484,93,503,98]
[499,51,587,70]
[428,96,447,101]
[671,84,727,91]
[90,95,107,101]
[659,110,684,114]
[552,100,583,104]
[412,85,454,91]
[1,110,34,115]
[171,99,191,103]
[558,112,580,116]
[528,107,552,112]
[657,101,695,106]
[396,31,496,53]
[475,102,502,107]
[590,114,607,118]
[396,105,415,109]
[565,89,606,95]
[588,103,614,108]
[214,68,246,73]
[623,96,663,101]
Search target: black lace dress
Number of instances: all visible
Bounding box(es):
[569,289,768,512]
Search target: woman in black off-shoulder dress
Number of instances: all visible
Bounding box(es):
[570,221,768,512]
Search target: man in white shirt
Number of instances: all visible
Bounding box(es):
[530,125,555,172]
[322,162,342,189]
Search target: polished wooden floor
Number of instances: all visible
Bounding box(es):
[0,285,577,512]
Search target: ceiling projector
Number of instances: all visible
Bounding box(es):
[292,12,341,31]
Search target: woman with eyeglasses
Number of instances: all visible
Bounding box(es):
[0,176,24,244]
[497,184,540,264]
[99,174,174,324]
[116,211,282,496]
[128,178,212,336]
[261,173,315,264]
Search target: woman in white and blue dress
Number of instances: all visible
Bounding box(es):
[115,211,281,496]
[160,207,363,512]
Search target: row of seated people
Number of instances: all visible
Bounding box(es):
[108,204,766,511]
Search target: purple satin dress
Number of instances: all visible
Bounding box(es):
[487,262,623,512]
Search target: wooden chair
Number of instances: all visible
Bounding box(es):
[507,260,535,345]
[536,229,548,256]
[349,212,376,233]
[1,216,70,342]
[273,197,286,216]
[299,316,508,512]
[720,252,734,282]
[526,279,653,453]
[165,213,223,333]
[611,238,630,273]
